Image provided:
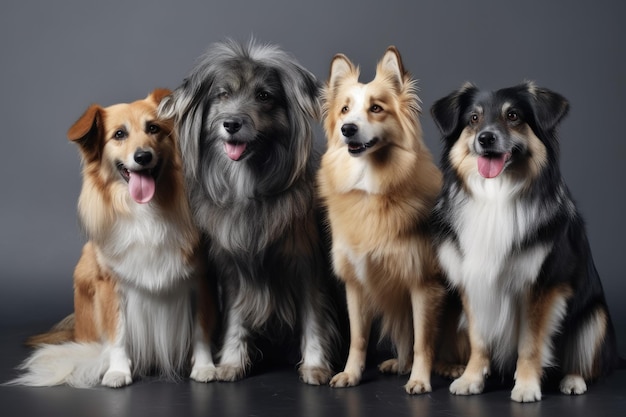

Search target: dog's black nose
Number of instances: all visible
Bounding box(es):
[478,131,497,147]
[134,150,153,166]
[341,123,358,138]
[223,118,243,134]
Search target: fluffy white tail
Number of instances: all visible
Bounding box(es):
[7,342,109,388]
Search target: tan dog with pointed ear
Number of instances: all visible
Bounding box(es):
[9,90,218,388]
[318,47,450,394]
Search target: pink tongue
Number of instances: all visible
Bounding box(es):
[128,171,156,204]
[224,142,247,161]
[478,154,508,178]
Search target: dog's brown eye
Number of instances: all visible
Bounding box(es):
[147,124,161,134]
[469,113,479,125]
[341,106,349,114]
[370,104,383,113]
[218,91,229,100]
[507,110,519,122]
[114,129,127,140]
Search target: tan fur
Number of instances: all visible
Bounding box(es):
[318,46,452,394]
[513,285,573,401]
[21,90,216,387]
[72,241,120,344]
[25,315,75,346]
[70,89,194,244]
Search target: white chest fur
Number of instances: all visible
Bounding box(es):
[97,204,194,293]
[437,177,552,364]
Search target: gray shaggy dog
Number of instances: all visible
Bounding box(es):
[159,39,341,385]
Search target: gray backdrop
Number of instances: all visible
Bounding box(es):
[1,0,624,351]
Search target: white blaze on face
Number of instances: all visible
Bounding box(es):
[338,84,383,145]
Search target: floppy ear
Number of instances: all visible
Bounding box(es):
[377,46,404,89]
[328,54,357,93]
[67,104,104,162]
[158,78,209,182]
[276,59,321,185]
[526,83,569,132]
[431,83,477,138]
[283,64,321,121]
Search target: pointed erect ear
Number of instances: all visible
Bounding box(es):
[378,46,404,87]
[328,54,356,90]
[148,88,172,105]
[67,104,103,161]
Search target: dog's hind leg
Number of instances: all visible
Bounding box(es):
[511,287,570,402]
[559,306,612,395]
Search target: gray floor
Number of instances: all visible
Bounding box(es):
[1,323,625,417]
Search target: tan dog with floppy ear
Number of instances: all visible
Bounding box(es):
[9,90,218,388]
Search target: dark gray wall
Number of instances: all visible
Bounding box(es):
[1,1,624,350]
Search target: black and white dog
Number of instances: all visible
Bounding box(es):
[159,40,340,385]
[430,82,619,402]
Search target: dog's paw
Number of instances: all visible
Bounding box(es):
[405,378,432,395]
[378,359,410,375]
[215,364,246,382]
[511,380,542,402]
[299,365,332,385]
[329,371,361,388]
[449,375,484,396]
[559,375,587,395]
[434,361,466,379]
[190,364,218,383]
[102,370,132,388]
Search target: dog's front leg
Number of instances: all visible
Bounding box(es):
[216,308,250,381]
[298,289,334,385]
[404,284,444,394]
[102,318,132,388]
[330,281,372,388]
[449,295,490,396]
[190,273,217,382]
[190,320,217,382]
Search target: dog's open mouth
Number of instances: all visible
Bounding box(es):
[347,138,379,155]
[117,162,162,204]
[224,141,248,161]
[477,152,512,179]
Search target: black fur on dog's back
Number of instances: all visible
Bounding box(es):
[430,82,619,387]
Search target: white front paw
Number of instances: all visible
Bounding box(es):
[511,380,542,402]
[560,375,587,395]
[449,375,484,396]
[329,371,361,388]
[102,370,132,388]
[190,364,217,383]
[215,364,247,382]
